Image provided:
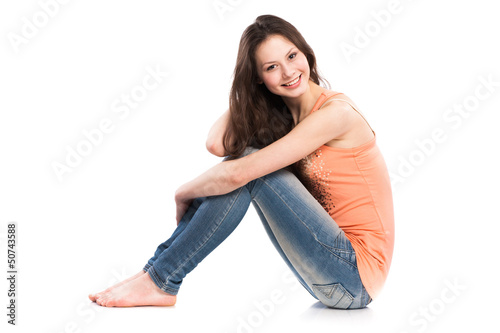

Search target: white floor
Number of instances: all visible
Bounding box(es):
[1,1,499,332]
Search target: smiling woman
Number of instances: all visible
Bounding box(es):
[89,14,394,310]
[221,18,331,159]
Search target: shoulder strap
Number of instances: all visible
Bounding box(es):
[321,97,374,134]
[316,92,342,110]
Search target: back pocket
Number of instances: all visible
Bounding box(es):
[312,282,354,309]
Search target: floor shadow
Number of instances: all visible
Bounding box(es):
[300,301,375,325]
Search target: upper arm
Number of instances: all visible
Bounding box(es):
[230,101,356,185]
[206,108,230,157]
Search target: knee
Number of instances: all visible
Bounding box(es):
[223,146,260,161]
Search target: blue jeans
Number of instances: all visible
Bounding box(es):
[144,147,372,309]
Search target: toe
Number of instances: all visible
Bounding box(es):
[96,296,106,306]
[105,299,115,307]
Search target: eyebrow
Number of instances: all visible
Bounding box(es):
[262,47,295,67]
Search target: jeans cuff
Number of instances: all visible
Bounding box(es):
[147,266,180,296]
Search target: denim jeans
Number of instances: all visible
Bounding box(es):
[144,147,372,309]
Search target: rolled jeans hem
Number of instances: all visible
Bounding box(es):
[146,265,179,296]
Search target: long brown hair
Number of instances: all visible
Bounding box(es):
[222,14,330,159]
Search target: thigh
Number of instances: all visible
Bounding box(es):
[248,168,368,308]
[251,201,319,300]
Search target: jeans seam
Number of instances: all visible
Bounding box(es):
[362,286,371,307]
[257,177,357,270]
[323,246,354,254]
[316,241,358,269]
[163,186,245,285]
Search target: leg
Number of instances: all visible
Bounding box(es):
[246,166,372,309]
[140,146,259,295]
[144,196,205,271]
[145,187,252,295]
[88,196,203,302]
[94,187,252,307]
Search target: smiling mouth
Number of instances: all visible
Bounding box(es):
[282,74,301,86]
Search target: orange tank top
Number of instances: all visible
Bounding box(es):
[294,90,395,299]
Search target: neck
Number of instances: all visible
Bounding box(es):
[282,80,326,125]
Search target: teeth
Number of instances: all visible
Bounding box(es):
[284,75,300,86]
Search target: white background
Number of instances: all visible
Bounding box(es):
[1,0,499,332]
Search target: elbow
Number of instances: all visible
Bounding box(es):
[206,140,226,157]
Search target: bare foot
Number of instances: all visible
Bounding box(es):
[89,270,146,302]
[95,272,176,307]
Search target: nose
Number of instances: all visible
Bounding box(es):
[282,64,295,79]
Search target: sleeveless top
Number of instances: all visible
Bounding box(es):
[294,90,395,299]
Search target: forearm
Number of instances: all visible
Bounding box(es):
[175,160,241,201]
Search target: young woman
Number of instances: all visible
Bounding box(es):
[89,14,394,309]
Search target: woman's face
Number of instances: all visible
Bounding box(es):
[255,35,310,98]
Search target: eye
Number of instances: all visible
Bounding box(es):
[289,53,297,60]
[266,64,276,71]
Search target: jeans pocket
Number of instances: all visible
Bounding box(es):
[312,282,354,309]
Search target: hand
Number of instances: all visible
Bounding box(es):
[175,188,193,225]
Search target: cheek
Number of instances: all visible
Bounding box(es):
[262,73,281,87]
[297,55,310,72]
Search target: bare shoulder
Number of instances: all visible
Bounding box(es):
[318,92,375,148]
[312,92,359,126]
